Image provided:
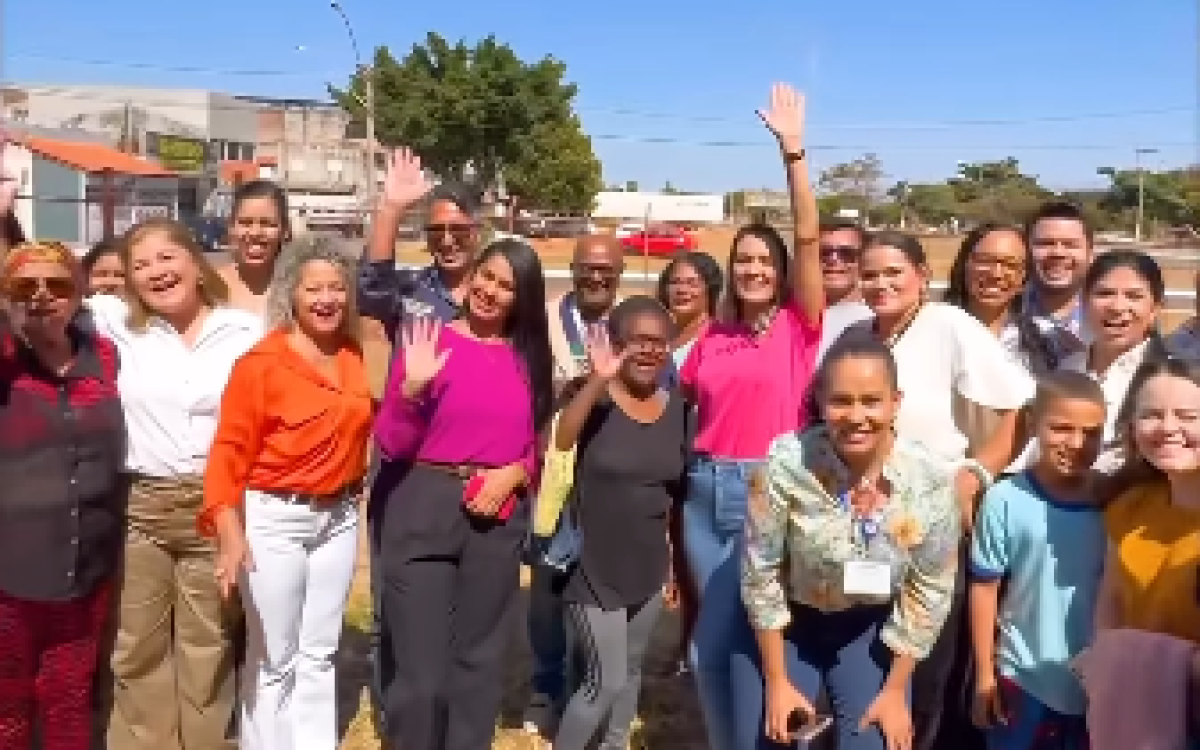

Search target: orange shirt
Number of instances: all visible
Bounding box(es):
[1105,482,1200,643]
[199,330,374,535]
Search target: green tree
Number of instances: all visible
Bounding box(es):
[1097,166,1200,228]
[948,158,1049,224]
[332,33,577,187]
[625,180,639,192]
[504,115,603,213]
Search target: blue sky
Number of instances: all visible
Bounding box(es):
[6,0,1196,193]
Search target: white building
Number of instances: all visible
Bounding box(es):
[592,191,725,224]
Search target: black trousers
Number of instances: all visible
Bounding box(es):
[379,464,527,750]
[911,547,984,750]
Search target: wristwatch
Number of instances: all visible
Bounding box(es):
[783,149,807,163]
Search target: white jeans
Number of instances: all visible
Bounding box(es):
[239,488,359,750]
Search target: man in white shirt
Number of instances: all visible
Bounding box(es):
[815,219,873,360]
[1021,200,1095,362]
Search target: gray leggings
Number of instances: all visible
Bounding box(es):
[554,593,664,750]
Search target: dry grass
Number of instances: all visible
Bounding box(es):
[338,229,1198,748]
[333,527,704,750]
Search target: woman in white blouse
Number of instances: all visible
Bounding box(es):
[93,218,262,750]
[836,230,1034,750]
[1057,249,1165,475]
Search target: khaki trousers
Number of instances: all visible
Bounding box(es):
[104,475,237,750]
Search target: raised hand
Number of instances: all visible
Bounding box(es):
[381,147,433,208]
[400,317,450,397]
[584,324,626,380]
[756,82,806,150]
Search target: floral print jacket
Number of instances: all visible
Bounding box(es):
[741,426,961,659]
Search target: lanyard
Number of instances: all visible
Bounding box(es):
[839,490,884,549]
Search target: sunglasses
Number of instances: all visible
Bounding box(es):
[820,244,861,260]
[5,276,76,301]
[424,223,476,237]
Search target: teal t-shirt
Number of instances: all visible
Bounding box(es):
[969,472,1106,716]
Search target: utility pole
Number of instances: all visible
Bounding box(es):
[1135,147,1159,242]
[362,64,376,205]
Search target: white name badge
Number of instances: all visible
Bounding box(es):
[843,560,892,597]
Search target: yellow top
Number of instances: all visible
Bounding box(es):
[1106,482,1200,643]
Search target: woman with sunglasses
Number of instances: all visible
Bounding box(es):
[0,241,126,750]
[89,218,262,750]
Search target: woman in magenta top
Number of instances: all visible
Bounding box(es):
[372,238,553,750]
[679,83,825,750]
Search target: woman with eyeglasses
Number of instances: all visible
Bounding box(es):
[91,218,262,750]
[943,225,1060,376]
[0,241,126,750]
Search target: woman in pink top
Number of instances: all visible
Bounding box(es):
[678,83,824,750]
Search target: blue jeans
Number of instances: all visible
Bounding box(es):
[729,603,898,750]
[682,455,761,750]
[527,560,569,703]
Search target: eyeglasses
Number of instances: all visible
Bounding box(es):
[621,335,669,353]
[819,244,861,261]
[572,262,620,278]
[667,276,703,289]
[424,223,476,238]
[968,255,1025,275]
[4,276,76,301]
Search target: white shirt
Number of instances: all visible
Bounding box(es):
[1059,339,1153,474]
[817,299,874,362]
[842,303,1035,463]
[87,295,263,477]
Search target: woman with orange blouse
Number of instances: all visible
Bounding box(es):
[199,237,373,750]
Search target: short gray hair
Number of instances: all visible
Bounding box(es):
[266,234,361,341]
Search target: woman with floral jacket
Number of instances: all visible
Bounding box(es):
[734,337,961,750]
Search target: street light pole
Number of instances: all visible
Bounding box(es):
[1135,147,1159,242]
[330,1,376,206]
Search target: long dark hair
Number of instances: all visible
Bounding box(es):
[657,250,723,317]
[725,222,790,321]
[944,223,1058,372]
[1,210,25,250]
[475,238,554,430]
[1103,357,1200,503]
[230,179,292,243]
[1083,250,1168,361]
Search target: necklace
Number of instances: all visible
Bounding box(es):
[875,302,923,348]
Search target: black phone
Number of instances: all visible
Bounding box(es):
[787,708,832,744]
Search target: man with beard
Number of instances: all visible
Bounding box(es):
[1021,200,1095,364]
[523,234,625,738]
[356,148,482,744]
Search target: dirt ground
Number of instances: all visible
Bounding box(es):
[337,228,1198,749]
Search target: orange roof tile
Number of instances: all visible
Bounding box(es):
[220,159,258,185]
[25,138,177,177]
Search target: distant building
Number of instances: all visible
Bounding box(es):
[10,136,179,245]
[592,191,725,224]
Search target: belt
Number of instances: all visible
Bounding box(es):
[413,460,488,480]
[258,480,362,505]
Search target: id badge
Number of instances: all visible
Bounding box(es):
[842,560,891,597]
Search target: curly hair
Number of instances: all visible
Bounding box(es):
[265,235,361,341]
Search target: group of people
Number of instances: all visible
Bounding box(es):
[2,81,1200,750]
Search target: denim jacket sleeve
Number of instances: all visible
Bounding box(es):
[357,256,413,341]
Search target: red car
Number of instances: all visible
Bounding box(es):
[619,225,698,256]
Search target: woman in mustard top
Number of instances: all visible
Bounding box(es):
[1096,357,1200,642]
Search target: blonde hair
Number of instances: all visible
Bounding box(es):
[266,234,361,342]
[0,240,85,299]
[119,218,228,331]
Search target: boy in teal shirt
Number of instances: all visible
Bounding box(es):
[969,370,1108,750]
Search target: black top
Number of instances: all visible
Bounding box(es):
[0,315,127,601]
[563,390,691,610]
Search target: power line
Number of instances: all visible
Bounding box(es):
[6,77,1194,132]
[9,53,330,78]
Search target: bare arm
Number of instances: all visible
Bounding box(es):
[1094,544,1121,633]
[365,148,432,264]
[969,579,1002,684]
[554,373,608,452]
